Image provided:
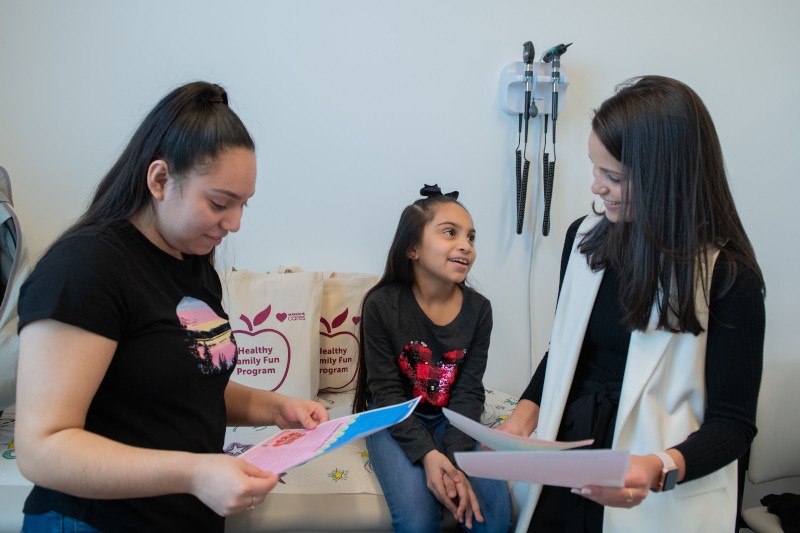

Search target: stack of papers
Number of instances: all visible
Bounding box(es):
[443,408,629,488]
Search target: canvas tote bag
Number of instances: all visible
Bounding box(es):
[219,267,323,400]
[279,267,377,393]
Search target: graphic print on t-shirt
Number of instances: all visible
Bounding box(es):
[398,341,466,406]
[176,296,238,375]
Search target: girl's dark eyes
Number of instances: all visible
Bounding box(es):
[443,229,476,243]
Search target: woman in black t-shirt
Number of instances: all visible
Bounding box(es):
[15,82,328,533]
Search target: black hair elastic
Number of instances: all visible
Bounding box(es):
[208,93,228,105]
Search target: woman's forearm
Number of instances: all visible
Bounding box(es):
[16,428,200,500]
[224,381,328,429]
[507,399,540,436]
[225,380,280,426]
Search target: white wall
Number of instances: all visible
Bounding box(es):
[1,0,797,399]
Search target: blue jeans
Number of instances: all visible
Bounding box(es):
[22,512,102,533]
[366,412,511,533]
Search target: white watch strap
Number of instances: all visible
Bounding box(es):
[652,451,677,470]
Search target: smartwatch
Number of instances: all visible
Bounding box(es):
[650,451,679,492]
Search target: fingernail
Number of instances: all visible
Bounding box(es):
[581,488,593,496]
[571,488,580,495]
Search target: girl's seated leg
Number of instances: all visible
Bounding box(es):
[366,428,442,533]
[460,441,512,533]
[425,413,512,533]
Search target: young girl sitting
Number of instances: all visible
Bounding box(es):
[352,185,511,533]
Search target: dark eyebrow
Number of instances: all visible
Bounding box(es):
[436,221,476,233]
[598,166,622,176]
[589,154,623,177]
[210,188,255,201]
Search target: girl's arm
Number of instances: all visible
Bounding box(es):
[15,320,278,517]
[362,293,437,464]
[440,298,491,459]
[422,449,483,528]
[224,381,328,429]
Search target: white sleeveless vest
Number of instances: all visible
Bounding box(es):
[514,215,736,533]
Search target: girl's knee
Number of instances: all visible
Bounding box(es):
[469,482,512,533]
[390,502,441,533]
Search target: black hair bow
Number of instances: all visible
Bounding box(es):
[420,183,459,200]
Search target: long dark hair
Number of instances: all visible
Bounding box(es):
[352,190,465,413]
[60,81,255,263]
[580,75,764,334]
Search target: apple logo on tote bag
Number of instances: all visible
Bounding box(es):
[230,304,292,391]
[318,308,360,391]
[176,296,238,375]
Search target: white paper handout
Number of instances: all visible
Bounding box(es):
[444,407,629,488]
[442,408,593,451]
[241,397,421,474]
[454,449,630,488]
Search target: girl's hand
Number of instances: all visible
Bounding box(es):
[272,395,329,430]
[571,454,662,508]
[421,450,484,527]
[190,454,279,516]
[443,471,485,529]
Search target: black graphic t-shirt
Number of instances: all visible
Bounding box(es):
[18,221,236,533]
[363,284,492,465]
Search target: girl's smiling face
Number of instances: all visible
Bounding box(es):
[408,202,476,287]
[589,129,627,223]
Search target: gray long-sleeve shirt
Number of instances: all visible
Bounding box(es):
[363,283,492,464]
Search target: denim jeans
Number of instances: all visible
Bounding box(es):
[366,411,512,533]
[21,512,102,533]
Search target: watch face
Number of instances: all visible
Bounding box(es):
[663,468,679,491]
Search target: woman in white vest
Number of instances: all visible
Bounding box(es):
[497,76,766,533]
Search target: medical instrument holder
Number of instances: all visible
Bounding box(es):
[500,62,569,116]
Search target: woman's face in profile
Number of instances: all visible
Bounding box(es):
[154,148,257,258]
[588,130,626,223]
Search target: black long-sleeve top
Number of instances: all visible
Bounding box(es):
[521,217,765,482]
[363,283,492,464]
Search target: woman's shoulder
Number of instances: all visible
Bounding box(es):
[560,215,589,255]
[19,225,135,326]
[569,215,588,234]
[43,229,113,264]
[710,250,765,302]
[40,225,124,269]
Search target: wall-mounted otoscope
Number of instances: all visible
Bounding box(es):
[515,41,538,234]
[499,43,571,237]
[542,43,571,143]
[523,41,538,123]
[540,42,572,237]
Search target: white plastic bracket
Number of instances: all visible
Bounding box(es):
[500,61,570,116]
